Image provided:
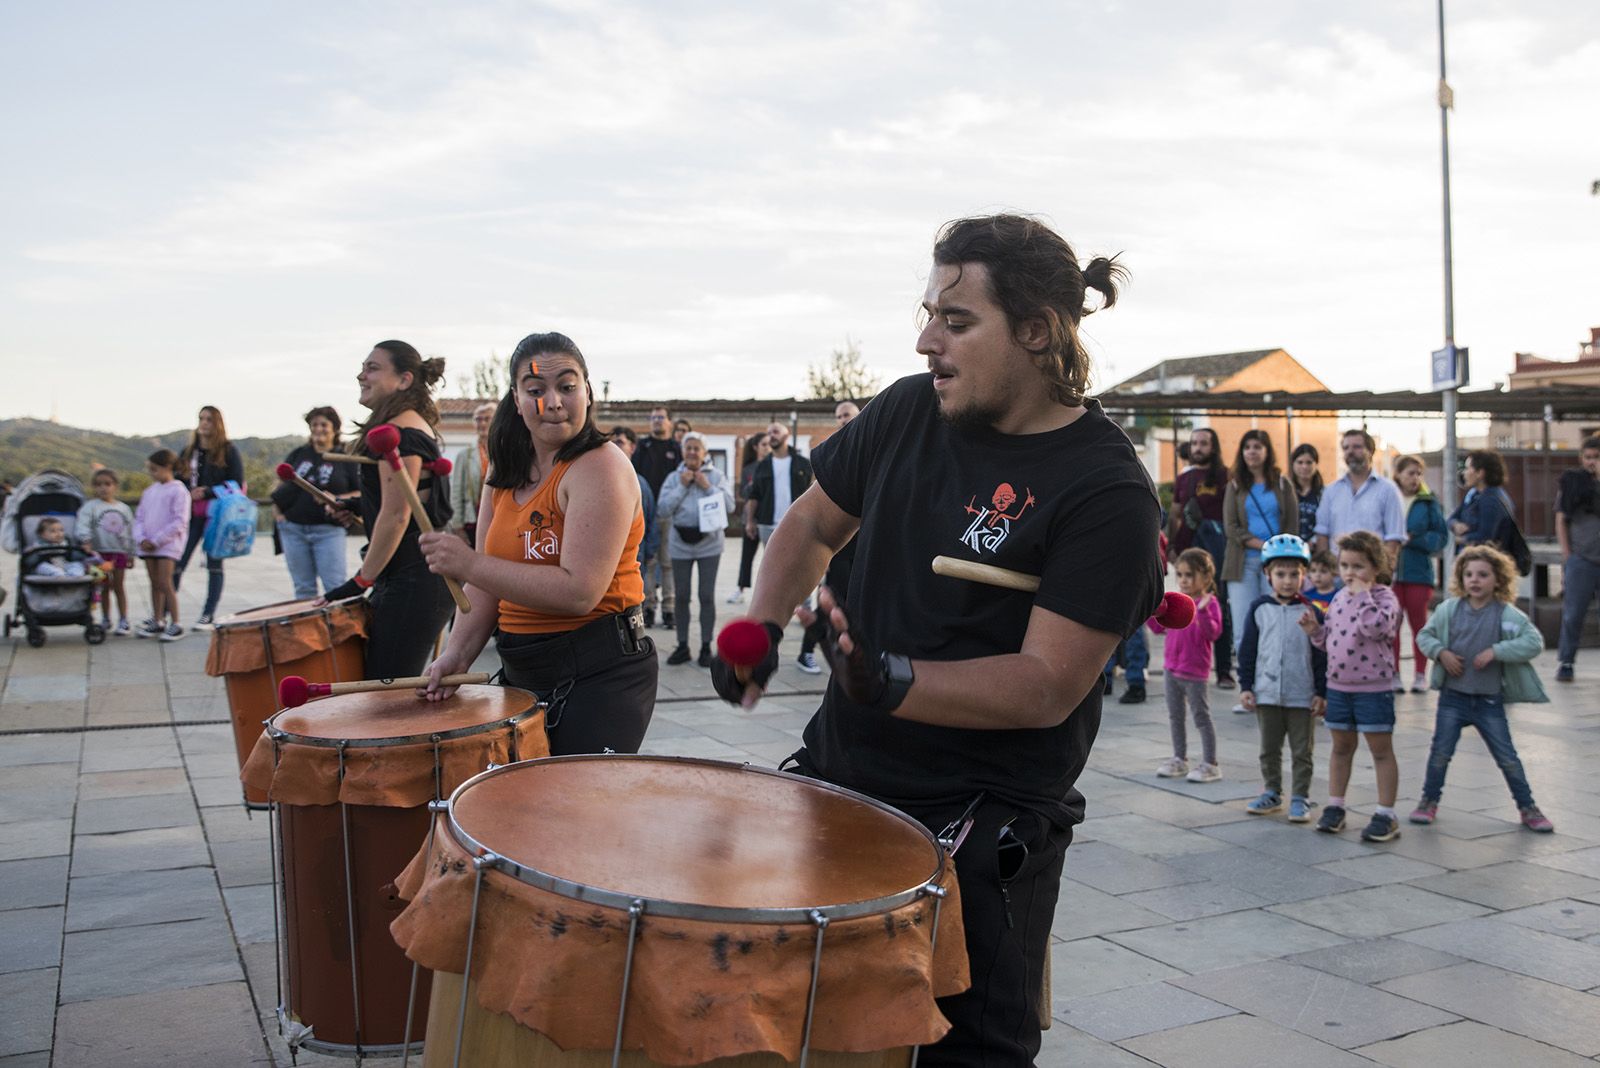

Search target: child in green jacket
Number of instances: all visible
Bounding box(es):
[1412,545,1553,832]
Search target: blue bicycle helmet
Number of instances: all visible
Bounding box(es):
[1261,533,1311,565]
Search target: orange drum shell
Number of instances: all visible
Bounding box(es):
[206,597,369,806]
[242,686,548,808]
[392,760,969,1067]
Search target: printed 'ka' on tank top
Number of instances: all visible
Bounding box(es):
[483,458,645,634]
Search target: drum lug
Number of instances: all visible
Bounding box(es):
[278,1006,314,1051]
[428,799,450,813]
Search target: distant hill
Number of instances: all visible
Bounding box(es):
[0,418,306,499]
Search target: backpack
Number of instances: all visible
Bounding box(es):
[203,481,259,560]
[1487,491,1532,576]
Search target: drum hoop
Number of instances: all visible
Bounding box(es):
[215,595,365,630]
[264,696,542,749]
[443,755,949,924]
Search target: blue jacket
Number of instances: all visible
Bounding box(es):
[1237,593,1327,706]
[636,475,658,563]
[1396,490,1448,585]
[1449,486,1513,547]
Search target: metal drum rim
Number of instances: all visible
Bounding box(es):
[442,754,948,924]
[264,688,542,749]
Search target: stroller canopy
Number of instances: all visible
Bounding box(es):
[2,469,89,554]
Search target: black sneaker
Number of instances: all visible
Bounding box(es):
[1556,662,1574,683]
[1118,684,1146,704]
[666,644,691,665]
[1316,804,1346,834]
[1360,812,1401,843]
[1216,674,1237,691]
[661,611,676,630]
[697,644,712,668]
[643,608,655,627]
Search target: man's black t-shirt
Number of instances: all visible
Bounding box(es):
[807,374,1163,826]
[632,436,682,503]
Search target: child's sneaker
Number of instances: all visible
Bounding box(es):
[1155,756,1189,778]
[1409,801,1438,825]
[1246,791,1282,815]
[1316,805,1346,834]
[1186,762,1221,783]
[135,617,161,639]
[1555,663,1574,683]
[114,618,131,637]
[1360,812,1401,842]
[1288,796,1313,823]
[159,623,185,643]
[1519,806,1555,833]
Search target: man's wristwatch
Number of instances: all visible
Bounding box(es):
[879,652,915,712]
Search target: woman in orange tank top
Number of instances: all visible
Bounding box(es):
[418,332,657,754]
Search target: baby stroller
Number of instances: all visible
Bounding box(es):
[2,469,106,647]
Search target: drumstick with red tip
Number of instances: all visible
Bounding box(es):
[320,454,455,479]
[930,556,1196,627]
[365,424,472,614]
[717,618,773,667]
[275,463,342,509]
[277,673,491,708]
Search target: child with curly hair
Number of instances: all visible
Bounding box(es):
[1411,545,1553,832]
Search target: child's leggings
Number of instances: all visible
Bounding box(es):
[1166,676,1216,765]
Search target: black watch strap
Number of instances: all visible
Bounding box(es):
[879,652,914,712]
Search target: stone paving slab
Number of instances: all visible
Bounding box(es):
[0,968,57,1058]
[0,907,63,975]
[1284,937,1464,985]
[1120,879,1273,922]
[1528,844,1600,880]
[1266,883,1491,939]
[58,915,242,1003]
[1165,845,1365,904]
[1170,959,1459,1049]
[1105,908,1350,972]
[1050,880,1170,942]
[1056,979,1236,1042]
[1309,851,1448,886]
[53,981,269,1067]
[74,791,198,835]
[1494,897,1600,939]
[1118,1011,1378,1067]
[1034,1023,1156,1068]
[0,856,68,910]
[76,766,192,800]
[1354,1019,1596,1068]
[1379,962,1600,1056]
[1406,860,1600,911]
[1396,916,1600,989]
[1049,936,1186,1002]
[68,825,212,876]
[0,819,71,862]
[65,867,224,933]
[1061,841,1203,895]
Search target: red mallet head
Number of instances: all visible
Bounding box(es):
[365,423,402,469]
[276,462,297,481]
[277,676,334,709]
[1155,591,1197,629]
[716,619,772,668]
[426,456,453,477]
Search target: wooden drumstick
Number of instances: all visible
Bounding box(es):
[366,424,473,614]
[278,672,490,708]
[274,463,341,509]
[320,452,378,464]
[931,555,1040,592]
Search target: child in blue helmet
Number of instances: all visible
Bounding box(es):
[1239,534,1328,822]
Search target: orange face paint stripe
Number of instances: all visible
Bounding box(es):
[532,359,544,415]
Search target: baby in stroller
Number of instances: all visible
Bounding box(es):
[29,518,96,578]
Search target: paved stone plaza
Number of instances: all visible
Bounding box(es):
[2,540,1599,1066]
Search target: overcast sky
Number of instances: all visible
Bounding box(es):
[2,0,1595,441]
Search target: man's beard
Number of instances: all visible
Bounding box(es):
[937,392,1006,434]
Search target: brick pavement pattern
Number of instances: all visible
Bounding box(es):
[2,539,1599,1066]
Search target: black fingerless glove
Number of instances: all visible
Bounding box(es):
[321,577,369,604]
[814,616,913,712]
[710,622,784,704]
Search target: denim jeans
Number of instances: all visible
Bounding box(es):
[174,519,224,618]
[1559,555,1600,664]
[1228,552,1267,652]
[1421,689,1535,809]
[278,521,347,600]
[1103,626,1148,686]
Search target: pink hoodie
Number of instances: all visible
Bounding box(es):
[1308,584,1400,692]
[1148,593,1224,681]
[133,479,191,561]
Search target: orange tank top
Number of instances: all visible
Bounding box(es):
[483,458,645,634]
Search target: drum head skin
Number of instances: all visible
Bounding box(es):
[219,596,359,626]
[271,685,537,744]
[453,757,941,912]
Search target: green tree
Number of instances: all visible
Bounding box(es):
[456,355,506,399]
[806,338,881,401]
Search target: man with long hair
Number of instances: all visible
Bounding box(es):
[715,214,1162,1065]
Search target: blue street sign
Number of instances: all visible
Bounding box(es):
[1431,345,1468,392]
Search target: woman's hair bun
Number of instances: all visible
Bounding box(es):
[420,356,447,385]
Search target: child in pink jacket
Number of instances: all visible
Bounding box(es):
[1151,548,1226,782]
[1302,530,1402,843]
[133,449,191,640]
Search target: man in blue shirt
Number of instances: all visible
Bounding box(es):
[1313,428,1405,560]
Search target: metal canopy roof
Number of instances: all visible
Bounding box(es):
[1095,384,1600,419]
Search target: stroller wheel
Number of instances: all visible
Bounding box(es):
[86,624,107,645]
[26,627,46,649]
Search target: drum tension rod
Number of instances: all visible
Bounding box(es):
[452,853,497,1068]
[798,909,829,1068]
